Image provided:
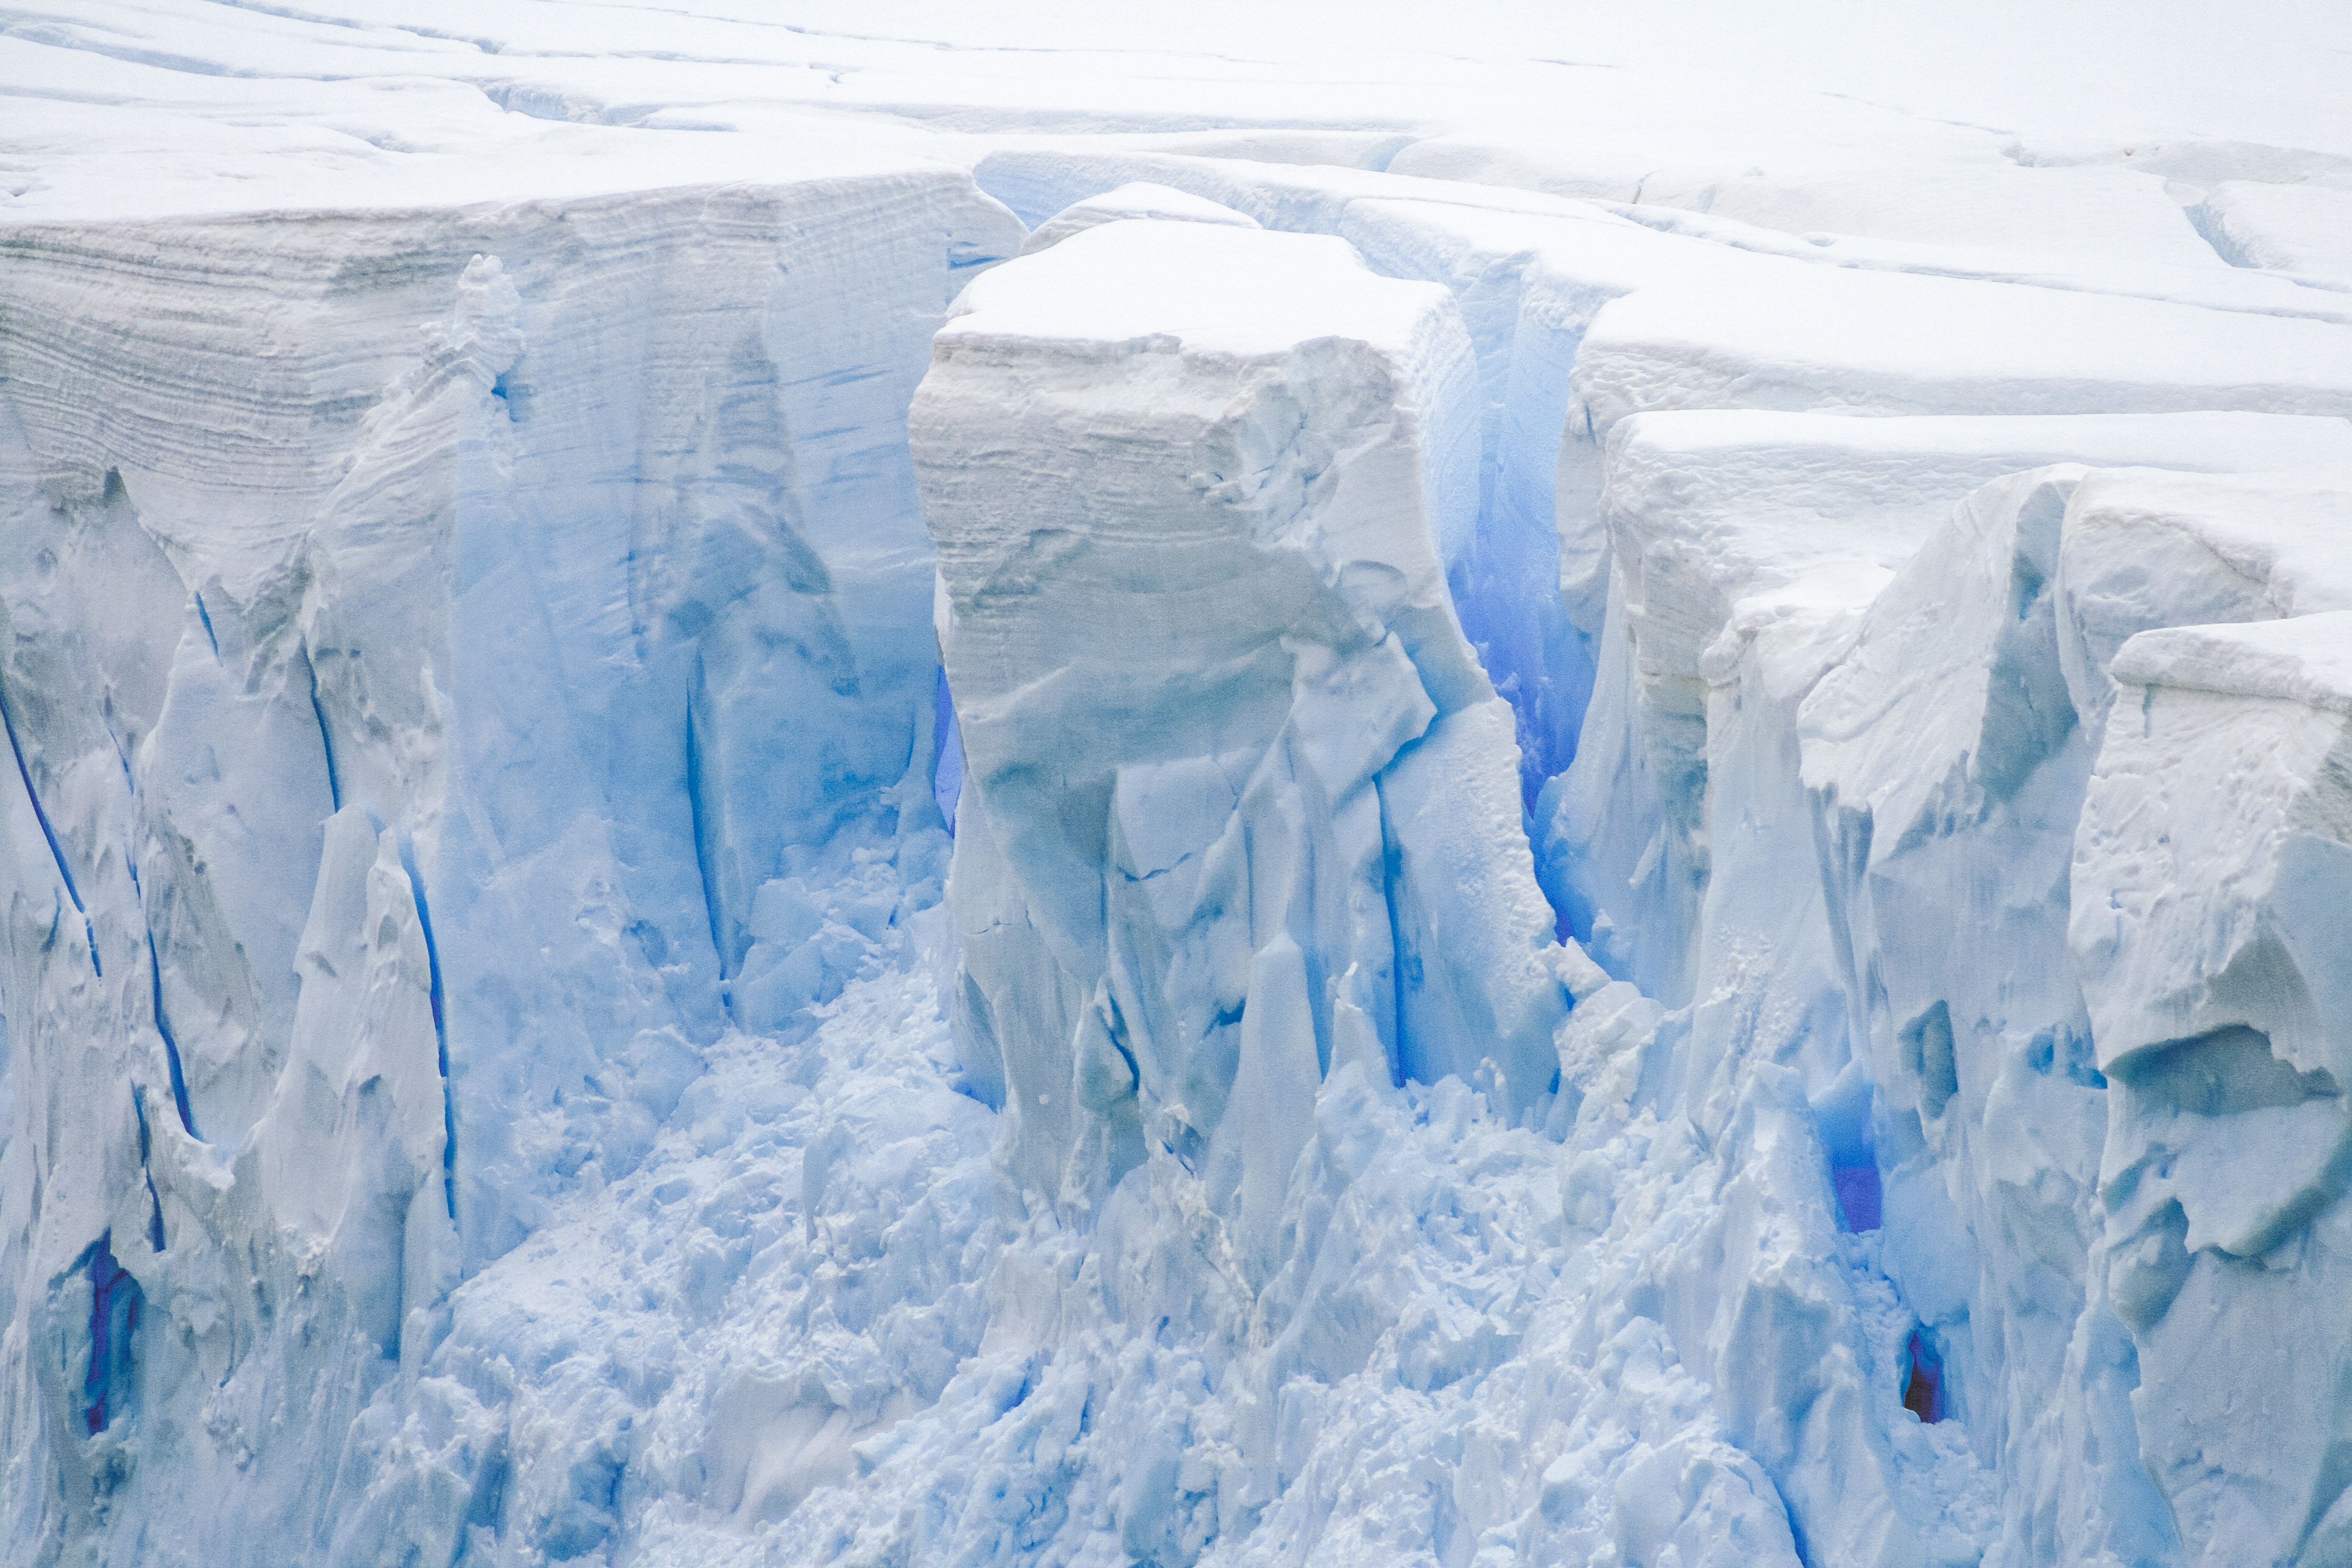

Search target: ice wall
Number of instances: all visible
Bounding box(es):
[910,163,2352,1567]
[0,172,1022,1564]
[4,99,2352,1568]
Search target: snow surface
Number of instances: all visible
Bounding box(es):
[4,5,2352,1567]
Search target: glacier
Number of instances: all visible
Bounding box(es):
[3,4,2351,1566]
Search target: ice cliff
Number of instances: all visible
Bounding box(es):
[5,5,2352,1566]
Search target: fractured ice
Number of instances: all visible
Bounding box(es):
[4,8,2352,1567]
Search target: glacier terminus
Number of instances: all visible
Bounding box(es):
[2,4,2351,1566]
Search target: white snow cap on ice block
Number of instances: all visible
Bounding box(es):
[1019,181,1261,254]
[1604,411,2351,710]
[2110,610,2352,711]
[1573,257,2352,433]
[2056,468,2352,731]
[915,219,1570,1222]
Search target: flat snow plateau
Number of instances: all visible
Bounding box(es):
[2,5,2351,1568]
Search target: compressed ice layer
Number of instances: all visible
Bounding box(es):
[913,218,1572,1216]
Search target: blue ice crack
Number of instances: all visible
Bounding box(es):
[304,644,342,811]
[143,930,199,1139]
[0,674,100,975]
[397,835,458,1221]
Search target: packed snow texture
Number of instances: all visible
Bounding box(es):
[4,4,2352,1567]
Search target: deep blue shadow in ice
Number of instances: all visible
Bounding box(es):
[684,693,730,993]
[1421,260,1598,819]
[1903,1328,1946,1423]
[82,1233,141,1436]
[1449,536,1590,817]
[933,668,964,835]
[192,590,220,659]
[1834,1165,1884,1234]
[303,644,342,812]
[1813,1062,1882,1233]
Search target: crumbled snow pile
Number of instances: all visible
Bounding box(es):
[4,5,2351,1567]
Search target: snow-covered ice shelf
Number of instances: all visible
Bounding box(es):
[4,4,2351,1566]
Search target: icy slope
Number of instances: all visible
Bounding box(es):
[6,4,2352,1567]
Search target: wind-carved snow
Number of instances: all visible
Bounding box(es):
[6,9,2352,1566]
